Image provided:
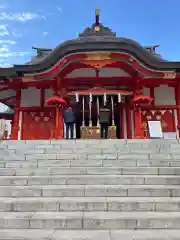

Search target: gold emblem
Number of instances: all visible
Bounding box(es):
[94,25,100,32]
[96,128,100,134]
[95,9,100,16]
[85,52,110,61]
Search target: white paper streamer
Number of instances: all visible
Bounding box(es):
[89,93,92,127]
[89,93,92,102]
[118,93,121,103]
[75,93,79,102]
[104,92,107,105]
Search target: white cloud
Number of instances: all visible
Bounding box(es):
[0,62,13,67]
[12,31,22,37]
[0,12,39,22]
[0,39,29,67]
[0,26,22,38]
[0,44,9,53]
[43,31,48,36]
[0,52,29,57]
[0,40,16,44]
[0,25,9,36]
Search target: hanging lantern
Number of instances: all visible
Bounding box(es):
[75,93,79,102]
[104,92,107,105]
[118,93,121,103]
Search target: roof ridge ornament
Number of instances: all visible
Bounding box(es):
[94,9,100,32]
[95,8,100,25]
[78,9,116,37]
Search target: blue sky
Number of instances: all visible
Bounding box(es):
[0,0,180,67]
[0,0,180,110]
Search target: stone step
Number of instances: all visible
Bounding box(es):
[1,197,180,212]
[1,166,180,176]
[1,175,180,186]
[2,152,180,160]
[1,211,180,229]
[0,185,180,197]
[0,229,180,240]
[2,159,180,168]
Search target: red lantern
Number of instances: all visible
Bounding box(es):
[132,95,153,105]
[45,96,67,106]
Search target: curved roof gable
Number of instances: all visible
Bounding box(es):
[0,9,180,77]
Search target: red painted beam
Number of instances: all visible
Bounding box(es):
[141,105,178,110]
[0,116,13,120]
[17,106,55,111]
[0,96,16,102]
[0,87,10,92]
[22,80,56,88]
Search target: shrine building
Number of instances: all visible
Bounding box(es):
[0,9,180,140]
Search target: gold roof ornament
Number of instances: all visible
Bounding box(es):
[95,8,100,16]
[95,8,100,30]
[94,25,100,32]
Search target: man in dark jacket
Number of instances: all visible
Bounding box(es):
[63,106,75,139]
[99,105,110,139]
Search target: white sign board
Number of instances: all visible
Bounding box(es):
[148,121,163,138]
[163,132,177,139]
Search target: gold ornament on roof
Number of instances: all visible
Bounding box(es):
[95,8,100,16]
[94,25,100,32]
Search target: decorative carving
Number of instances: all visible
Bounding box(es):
[81,53,117,69]
[151,110,156,115]
[85,52,111,61]
[163,72,176,79]
[141,109,175,136]
[156,115,161,120]
[34,116,40,122]
[44,117,49,122]
[30,112,36,117]
[22,76,35,82]
[22,110,56,140]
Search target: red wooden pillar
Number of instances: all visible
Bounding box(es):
[120,106,124,138]
[175,83,180,137]
[11,88,21,140]
[55,105,64,139]
[126,105,132,139]
[58,108,63,139]
[134,105,143,138]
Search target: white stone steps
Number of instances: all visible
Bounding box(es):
[1,197,180,212]
[1,211,180,229]
[0,230,180,240]
[0,185,180,197]
[1,166,180,176]
[2,159,180,168]
[0,153,180,162]
[1,175,180,186]
[1,139,180,234]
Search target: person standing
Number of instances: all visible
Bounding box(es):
[63,106,75,139]
[99,105,110,139]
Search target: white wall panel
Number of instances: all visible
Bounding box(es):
[20,87,40,107]
[154,85,175,105]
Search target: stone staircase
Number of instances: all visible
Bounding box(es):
[0,139,180,239]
